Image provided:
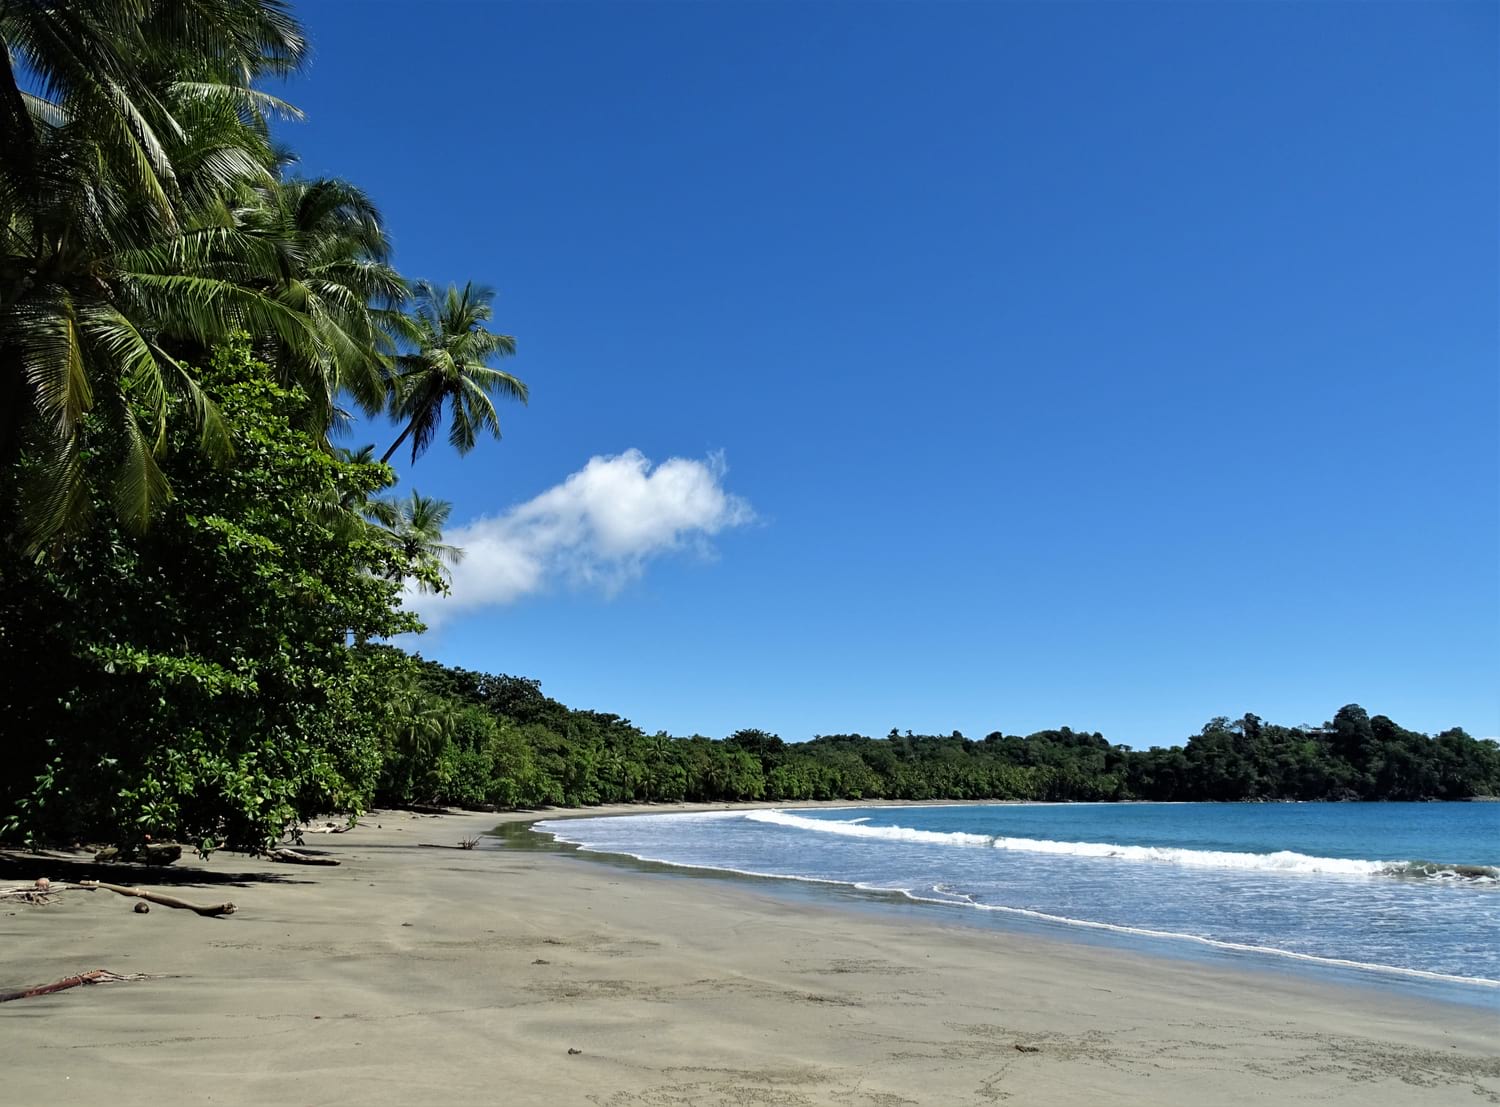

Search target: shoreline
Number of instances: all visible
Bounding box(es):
[2,805,1497,1105]
[519,806,1500,1007]
[518,801,1500,1006]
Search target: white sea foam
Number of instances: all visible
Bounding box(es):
[895,890,1500,989]
[529,820,1500,991]
[742,810,1497,881]
[746,810,995,847]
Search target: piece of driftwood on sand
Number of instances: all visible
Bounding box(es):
[265,847,340,866]
[0,969,143,1003]
[77,880,237,916]
[1,880,60,905]
[299,822,354,835]
[93,842,184,866]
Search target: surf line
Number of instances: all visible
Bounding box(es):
[532,820,1500,991]
[743,810,1499,882]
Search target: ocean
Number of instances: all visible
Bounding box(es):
[534,801,1500,1001]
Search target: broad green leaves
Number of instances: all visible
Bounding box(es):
[0,342,435,851]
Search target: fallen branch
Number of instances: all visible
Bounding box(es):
[76,880,237,917]
[0,969,142,1003]
[93,843,183,866]
[0,890,56,905]
[265,847,339,866]
[0,881,60,905]
[300,822,354,834]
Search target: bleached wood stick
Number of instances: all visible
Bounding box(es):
[0,969,135,1003]
[265,847,340,866]
[77,880,237,916]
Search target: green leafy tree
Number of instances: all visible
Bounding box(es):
[0,340,430,851]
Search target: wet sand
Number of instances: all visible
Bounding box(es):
[1,804,1496,1105]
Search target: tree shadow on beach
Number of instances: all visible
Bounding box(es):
[336,839,499,851]
[0,850,318,888]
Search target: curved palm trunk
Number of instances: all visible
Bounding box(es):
[379,409,424,465]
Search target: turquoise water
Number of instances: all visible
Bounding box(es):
[535,802,1500,997]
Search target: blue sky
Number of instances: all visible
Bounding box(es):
[291,1,1497,746]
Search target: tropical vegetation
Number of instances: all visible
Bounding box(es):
[0,1,525,852]
[377,662,1500,810]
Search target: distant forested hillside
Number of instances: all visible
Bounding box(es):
[386,657,1499,810]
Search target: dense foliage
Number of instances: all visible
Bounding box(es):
[0,341,432,851]
[378,661,1500,809]
[0,2,523,851]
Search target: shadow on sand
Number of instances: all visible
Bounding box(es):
[0,850,317,888]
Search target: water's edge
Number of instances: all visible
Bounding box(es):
[498,814,1500,1013]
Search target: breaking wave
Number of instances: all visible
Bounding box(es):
[743,810,1499,882]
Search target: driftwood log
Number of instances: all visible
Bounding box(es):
[93,842,183,866]
[0,881,59,905]
[77,880,236,916]
[299,822,354,835]
[265,847,340,866]
[0,969,140,1003]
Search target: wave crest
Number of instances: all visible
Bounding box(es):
[743,810,1498,881]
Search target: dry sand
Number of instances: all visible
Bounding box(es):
[1,804,1496,1106]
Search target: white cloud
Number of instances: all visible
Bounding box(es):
[409,449,753,625]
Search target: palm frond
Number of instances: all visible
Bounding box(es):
[0,292,94,436]
[112,401,172,532]
[78,300,169,447]
[169,80,304,121]
[125,270,321,357]
[163,346,233,461]
[18,429,91,552]
[466,362,527,402]
[20,91,69,128]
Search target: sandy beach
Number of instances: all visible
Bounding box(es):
[1,805,1496,1106]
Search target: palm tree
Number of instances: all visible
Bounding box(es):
[1,1,315,548]
[380,281,526,466]
[384,673,461,802]
[0,1,305,230]
[367,490,464,593]
[645,732,672,801]
[241,174,409,426]
[1,91,319,548]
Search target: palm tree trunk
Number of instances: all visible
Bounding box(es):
[379,411,422,465]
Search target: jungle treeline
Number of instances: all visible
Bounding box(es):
[383,658,1500,810]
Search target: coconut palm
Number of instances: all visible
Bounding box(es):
[0,0,305,228]
[239,174,409,425]
[367,490,464,593]
[1,92,318,547]
[380,281,526,466]
[645,732,672,801]
[383,672,462,800]
[0,1,314,548]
